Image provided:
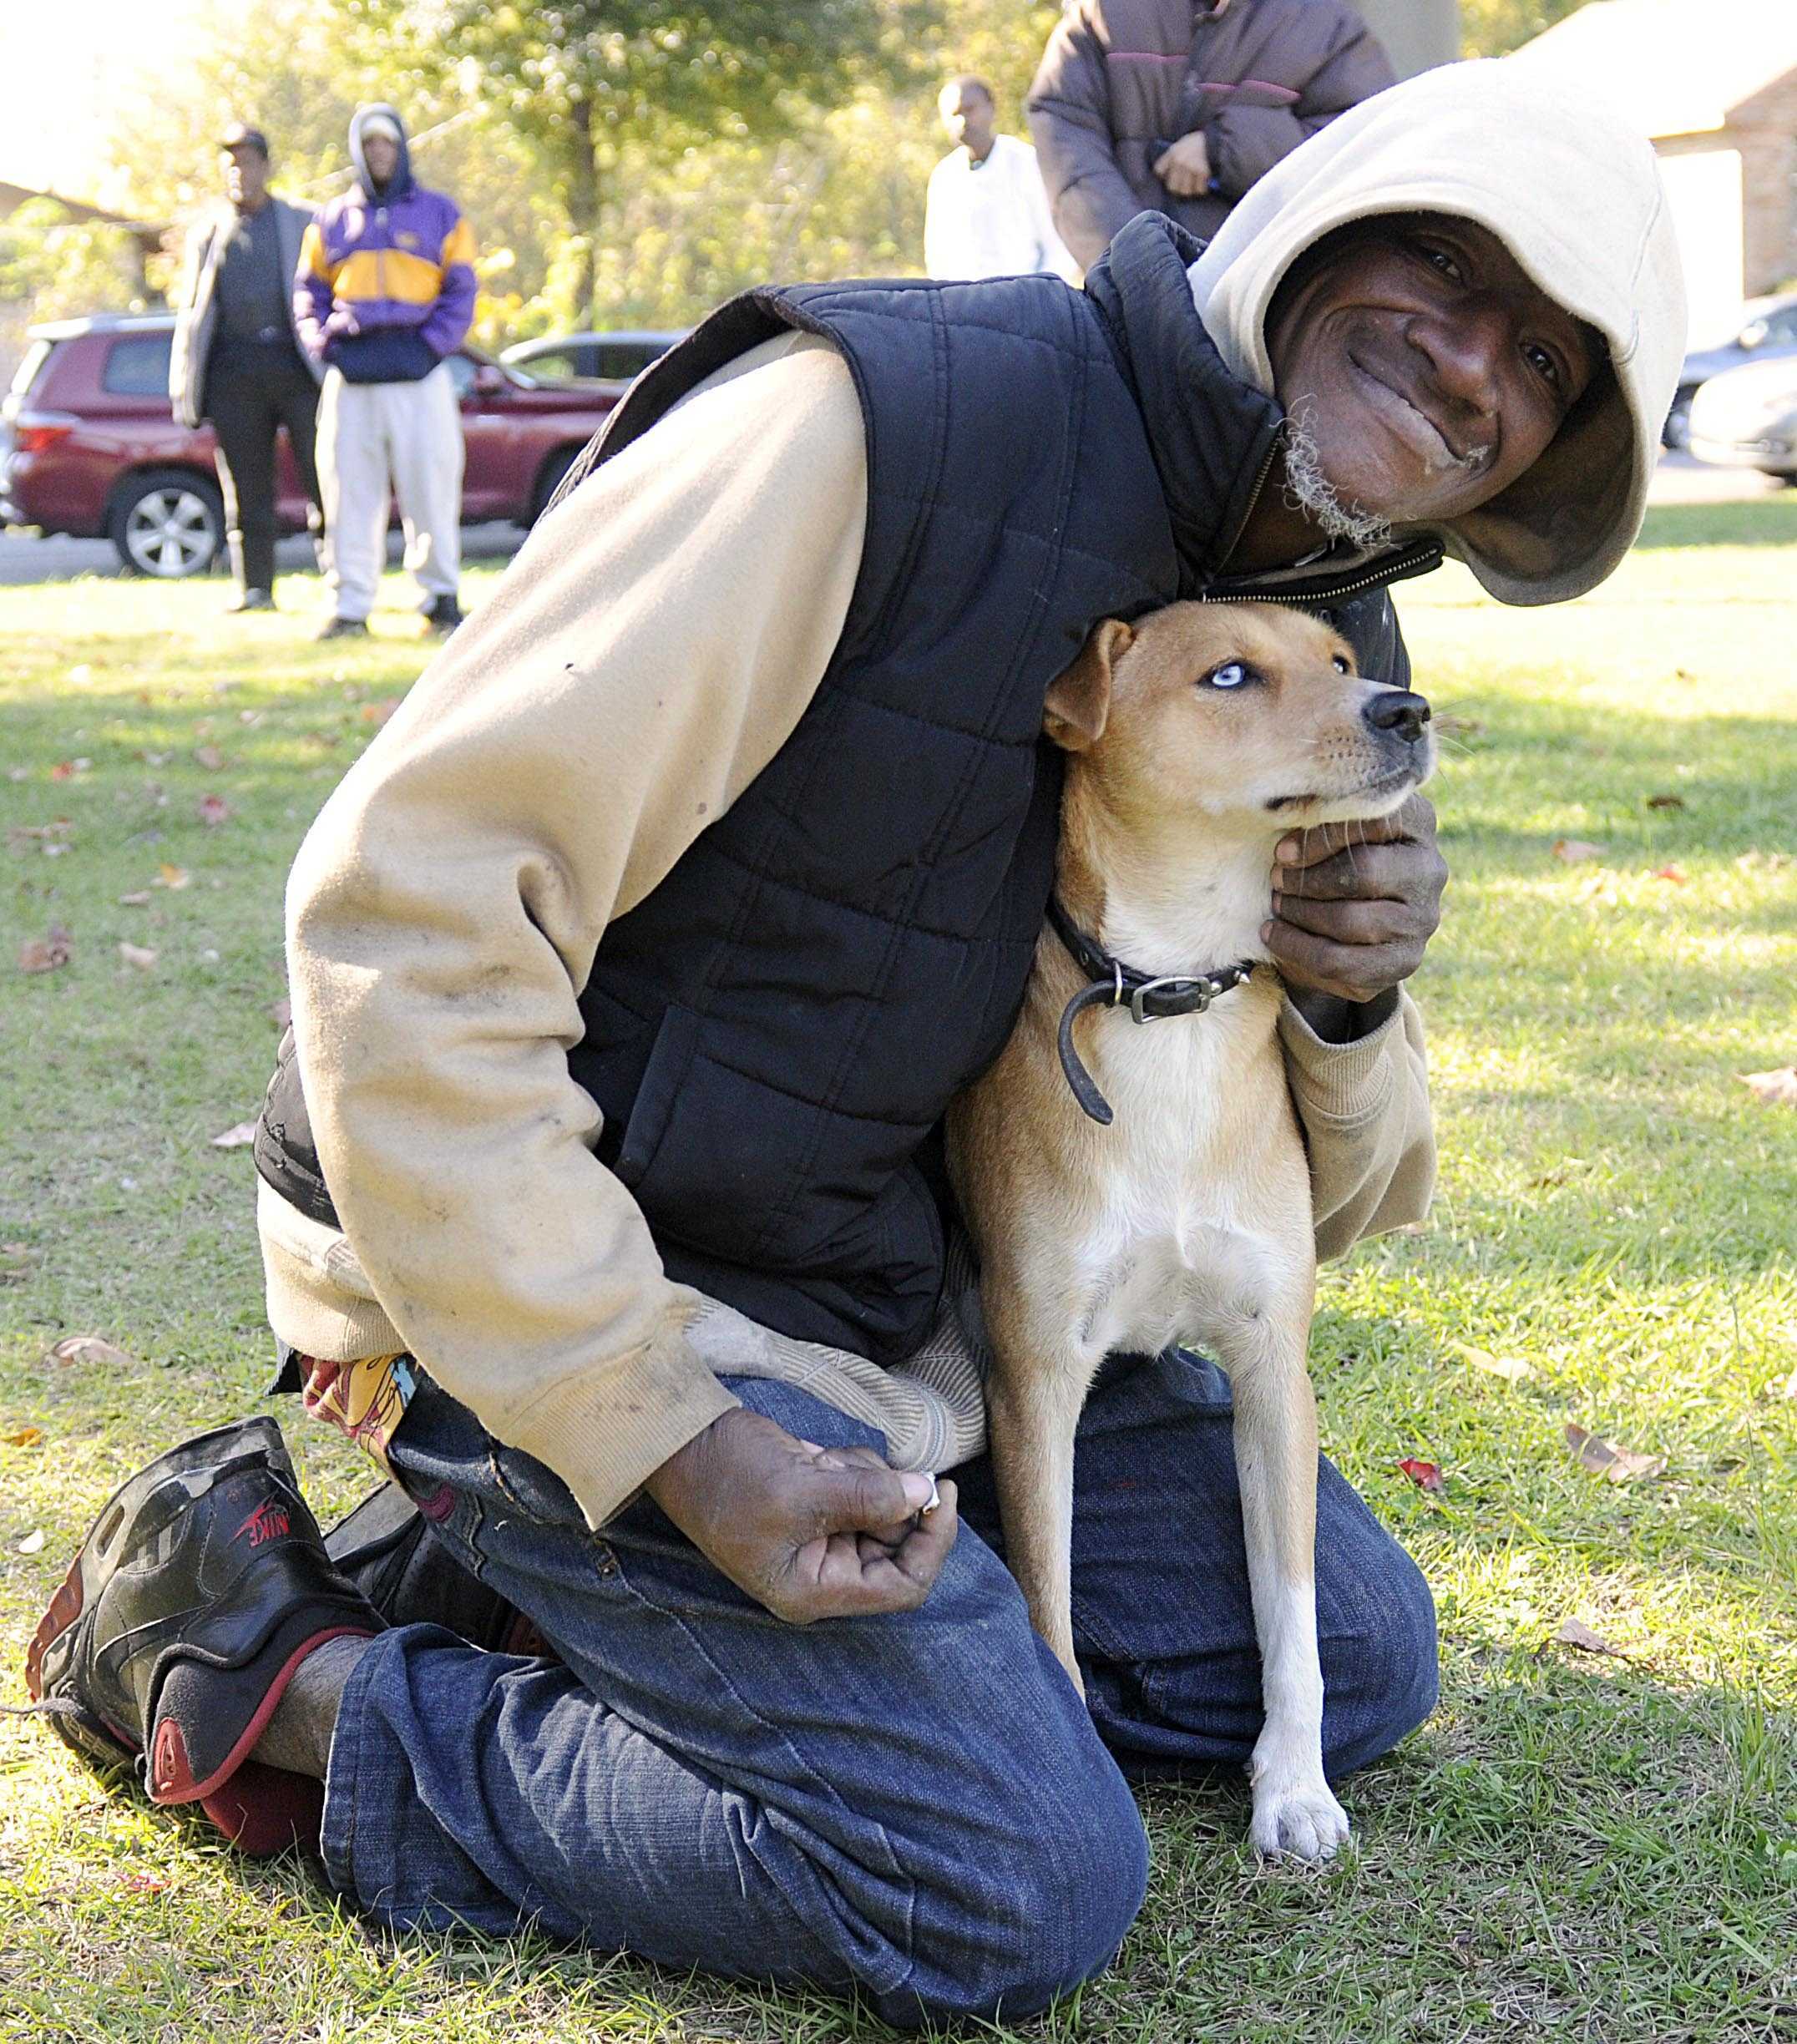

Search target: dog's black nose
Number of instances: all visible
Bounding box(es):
[1364,690,1432,745]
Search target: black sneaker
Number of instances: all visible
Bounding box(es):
[420,594,464,635]
[323,1481,547,1657]
[313,615,368,641]
[23,1418,381,1854]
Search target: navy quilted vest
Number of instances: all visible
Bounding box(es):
[256,214,1431,1366]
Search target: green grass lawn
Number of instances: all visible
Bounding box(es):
[2,521,1794,2043]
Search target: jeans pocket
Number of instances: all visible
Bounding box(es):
[486,1438,589,1530]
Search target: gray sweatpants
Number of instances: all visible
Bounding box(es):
[318,363,463,619]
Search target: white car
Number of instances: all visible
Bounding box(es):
[499,331,685,386]
[1687,354,1797,482]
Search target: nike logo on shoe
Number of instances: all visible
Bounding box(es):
[235,1500,292,1549]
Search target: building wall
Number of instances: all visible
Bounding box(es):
[1732,71,1797,292]
[1656,78,1797,311]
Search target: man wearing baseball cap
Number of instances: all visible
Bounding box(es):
[169,124,324,611]
[295,104,477,639]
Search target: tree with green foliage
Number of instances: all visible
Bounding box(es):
[341,0,934,321]
[1460,0,1586,58]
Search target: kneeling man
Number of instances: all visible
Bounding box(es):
[30,63,1681,2029]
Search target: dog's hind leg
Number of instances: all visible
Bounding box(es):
[1191,1244,1350,1864]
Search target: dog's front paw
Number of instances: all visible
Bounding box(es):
[1248,1775,1351,1864]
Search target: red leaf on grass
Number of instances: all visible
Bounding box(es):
[1398,1458,1445,1492]
[197,793,230,827]
[1652,863,1687,883]
[1739,1068,1797,1107]
[48,761,74,782]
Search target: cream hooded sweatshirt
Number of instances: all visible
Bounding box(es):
[265,62,1682,1530]
[1190,58,1687,606]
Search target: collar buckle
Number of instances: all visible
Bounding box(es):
[1129,974,1209,1025]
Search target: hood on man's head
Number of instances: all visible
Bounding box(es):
[349,102,413,200]
[1187,60,1686,606]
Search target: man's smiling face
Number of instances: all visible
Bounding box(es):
[1265,214,1601,528]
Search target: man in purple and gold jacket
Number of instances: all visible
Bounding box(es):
[296,104,476,639]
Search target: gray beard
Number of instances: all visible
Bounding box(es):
[1281,409,1395,556]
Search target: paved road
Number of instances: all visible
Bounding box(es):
[0,460,1779,589]
[0,522,523,588]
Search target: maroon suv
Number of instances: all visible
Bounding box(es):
[1,314,625,578]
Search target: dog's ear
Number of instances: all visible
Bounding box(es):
[1044,620,1132,752]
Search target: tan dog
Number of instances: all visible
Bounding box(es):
[946,600,1434,1862]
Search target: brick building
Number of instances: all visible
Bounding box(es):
[1510,0,1797,339]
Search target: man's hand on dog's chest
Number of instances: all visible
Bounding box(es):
[1262,792,1448,1025]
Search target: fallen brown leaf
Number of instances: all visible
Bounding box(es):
[209,1119,259,1149]
[45,1334,137,1369]
[1645,792,1685,810]
[1551,1616,1628,1658]
[194,745,225,771]
[18,925,73,974]
[48,761,74,782]
[1565,1423,1664,1483]
[1454,1341,1536,1384]
[118,942,158,971]
[1652,863,1688,884]
[1739,1068,1797,1108]
[155,863,190,890]
[1552,838,1603,864]
[8,821,73,854]
[197,793,230,827]
[6,1426,44,1449]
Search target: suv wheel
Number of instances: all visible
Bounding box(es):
[109,469,224,578]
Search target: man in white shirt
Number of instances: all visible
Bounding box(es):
[924,75,1081,282]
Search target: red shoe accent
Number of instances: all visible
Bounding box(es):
[150,1715,191,1796]
[148,1626,373,1808]
[25,1556,85,1700]
[200,1762,326,1858]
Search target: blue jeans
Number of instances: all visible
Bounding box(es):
[321,1349,1436,2026]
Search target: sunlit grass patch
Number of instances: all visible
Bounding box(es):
[3,520,1794,2040]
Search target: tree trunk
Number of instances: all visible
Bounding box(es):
[566,94,601,325]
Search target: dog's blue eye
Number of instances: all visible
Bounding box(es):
[1205,661,1250,690]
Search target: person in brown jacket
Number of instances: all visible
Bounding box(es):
[1029,0,1396,271]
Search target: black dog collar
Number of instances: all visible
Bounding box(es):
[1045,894,1258,1126]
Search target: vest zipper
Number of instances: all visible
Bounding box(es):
[1198,540,1445,609]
